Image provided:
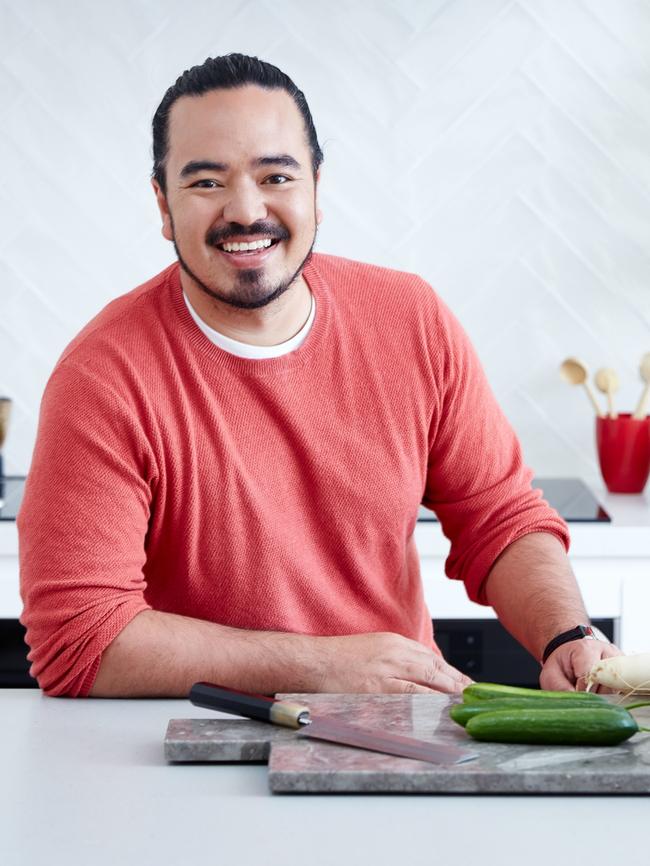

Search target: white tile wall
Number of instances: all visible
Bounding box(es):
[1,0,649,487]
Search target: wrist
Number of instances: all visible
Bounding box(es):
[541,624,606,665]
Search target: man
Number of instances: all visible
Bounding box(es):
[18,53,618,698]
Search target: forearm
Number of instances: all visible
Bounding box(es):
[483,532,589,663]
[89,609,327,698]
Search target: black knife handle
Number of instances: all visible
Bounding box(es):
[189,682,310,729]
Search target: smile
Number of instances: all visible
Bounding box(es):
[219,238,274,253]
[213,237,282,268]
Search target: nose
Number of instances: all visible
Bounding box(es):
[222,178,268,225]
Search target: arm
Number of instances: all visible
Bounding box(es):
[417,287,616,688]
[89,609,472,697]
[484,531,620,690]
[420,288,571,608]
[23,359,469,698]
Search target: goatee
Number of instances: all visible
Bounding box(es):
[174,239,315,310]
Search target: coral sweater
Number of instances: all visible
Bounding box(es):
[18,254,569,696]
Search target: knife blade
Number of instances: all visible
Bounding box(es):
[189,682,477,765]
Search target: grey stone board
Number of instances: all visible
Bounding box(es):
[165,692,650,793]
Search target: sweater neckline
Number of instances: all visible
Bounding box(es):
[166,256,331,377]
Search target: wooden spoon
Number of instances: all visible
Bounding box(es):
[559,358,604,417]
[633,352,650,419]
[0,398,11,450]
[594,368,619,419]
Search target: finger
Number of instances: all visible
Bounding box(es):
[414,667,468,694]
[539,664,574,692]
[406,657,473,692]
[385,678,440,695]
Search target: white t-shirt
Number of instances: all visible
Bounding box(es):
[183,290,316,359]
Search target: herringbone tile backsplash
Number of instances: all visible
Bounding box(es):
[1,0,649,488]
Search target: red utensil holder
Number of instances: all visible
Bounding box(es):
[596,413,650,493]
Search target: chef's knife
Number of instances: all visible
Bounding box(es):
[189,682,477,765]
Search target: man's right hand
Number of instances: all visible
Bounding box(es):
[316,632,473,695]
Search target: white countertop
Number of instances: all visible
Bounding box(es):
[0,689,648,866]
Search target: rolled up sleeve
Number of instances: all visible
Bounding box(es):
[18,362,155,696]
[422,295,570,606]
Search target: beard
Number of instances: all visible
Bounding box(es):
[171,215,318,311]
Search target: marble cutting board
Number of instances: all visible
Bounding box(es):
[164,693,650,794]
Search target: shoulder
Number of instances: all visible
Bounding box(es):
[310,252,433,298]
[308,252,441,327]
[309,253,473,371]
[40,263,179,414]
[55,263,177,369]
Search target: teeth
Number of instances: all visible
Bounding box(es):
[221,238,273,252]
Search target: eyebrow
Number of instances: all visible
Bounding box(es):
[179,154,302,178]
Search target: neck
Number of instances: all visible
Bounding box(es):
[181,272,312,347]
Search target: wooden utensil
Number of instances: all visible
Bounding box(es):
[0,398,11,485]
[594,368,619,419]
[0,398,10,450]
[559,358,604,417]
[633,353,650,420]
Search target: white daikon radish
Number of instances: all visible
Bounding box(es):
[586,653,650,695]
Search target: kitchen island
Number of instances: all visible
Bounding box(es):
[1,689,648,866]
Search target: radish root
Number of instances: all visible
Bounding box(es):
[584,654,650,698]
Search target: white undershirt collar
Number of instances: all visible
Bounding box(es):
[183,290,316,359]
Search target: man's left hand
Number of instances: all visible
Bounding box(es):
[539,638,623,692]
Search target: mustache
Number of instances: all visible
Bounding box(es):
[205,222,290,247]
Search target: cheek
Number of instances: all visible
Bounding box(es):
[173,198,218,233]
[174,214,215,250]
[284,193,317,234]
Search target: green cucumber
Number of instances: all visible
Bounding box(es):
[462,682,606,705]
[449,698,608,728]
[465,706,638,746]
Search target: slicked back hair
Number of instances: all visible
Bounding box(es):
[152,52,324,194]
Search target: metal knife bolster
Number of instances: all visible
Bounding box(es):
[189,682,310,729]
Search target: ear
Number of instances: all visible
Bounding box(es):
[314,168,323,225]
[152,179,174,241]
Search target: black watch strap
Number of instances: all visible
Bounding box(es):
[541,625,596,664]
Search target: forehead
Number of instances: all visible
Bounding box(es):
[166,85,309,166]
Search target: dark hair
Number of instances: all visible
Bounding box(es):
[152,52,323,193]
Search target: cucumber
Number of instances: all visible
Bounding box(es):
[462,682,606,705]
[449,698,608,728]
[465,706,638,746]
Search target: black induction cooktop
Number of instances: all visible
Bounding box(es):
[418,477,611,523]
[0,475,611,523]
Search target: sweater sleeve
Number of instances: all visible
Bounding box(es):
[421,291,570,606]
[18,361,155,696]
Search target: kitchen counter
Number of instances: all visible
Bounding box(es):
[1,689,649,866]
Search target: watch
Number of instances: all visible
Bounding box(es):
[541,624,599,664]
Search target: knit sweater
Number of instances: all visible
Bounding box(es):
[18,254,570,697]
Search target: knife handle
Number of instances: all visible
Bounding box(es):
[189,682,311,729]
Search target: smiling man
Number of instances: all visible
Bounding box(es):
[18,53,619,698]
[155,84,319,333]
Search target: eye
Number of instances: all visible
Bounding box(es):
[191,179,221,189]
[264,174,291,185]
